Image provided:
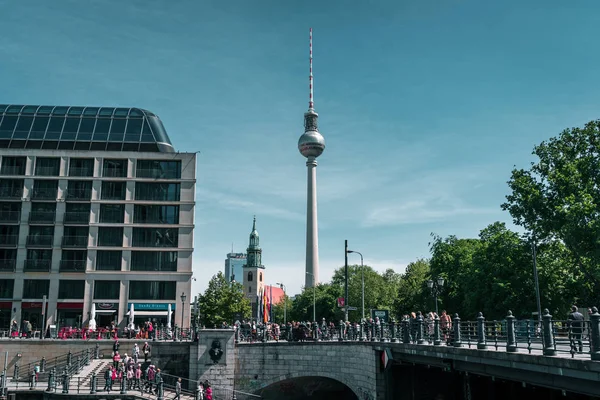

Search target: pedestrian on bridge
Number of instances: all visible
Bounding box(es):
[568,305,584,354]
[174,378,182,400]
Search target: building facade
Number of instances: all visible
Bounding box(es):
[242,217,264,313]
[0,104,195,332]
[224,252,245,284]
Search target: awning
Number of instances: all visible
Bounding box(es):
[127,311,168,316]
[95,310,117,314]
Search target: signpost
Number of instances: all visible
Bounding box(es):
[371,309,389,323]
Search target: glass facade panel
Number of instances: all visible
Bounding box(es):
[0,116,17,138]
[0,202,20,223]
[23,279,50,298]
[30,116,50,139]
[0,225,19,246]
[98,227,123,246]
[58,280,85,299]
[99,204,124,223]
[0,250,16,272]
[129,281,176,300]
[64,202,90,224]
[0,179,23,199]
[93,280,120,299]
[136,160,181,179]
[60,250,87,272]
[29,202,55,223]
[46,116,65,139]
[1,157,26,175]
[101,181,126,200]
[132,228,178,247]
[69,158,94,177]
[131,251,177,271]
[35,157,60,176]
[134,205,179,224]
[32,180,58,200]
[66,180,92,200]
[103,159,127,177]
[135,183,180,201]
[0,279,14,298]
[61,118,80,140]
[14,116,34,138]
[96,250,122,270]
[93,119,110,141]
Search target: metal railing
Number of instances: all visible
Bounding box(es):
[34,166,60,176]
[59,260,86,272]
[26,235,54,247]
[65,189,91,201]
[102,168,127,178]
[0,259,15,272]
[0,189,23,199]
[136,168,180,179]
[61,236,88,248]
[31,189,57,200]
[0,211,20,223]
[236,308,600,361]
[63,212,90,224]
[29,211,56,224]
[0,235,19,247]
[23,259,51,272]
[0,166,26,176]
[68,167,94,177]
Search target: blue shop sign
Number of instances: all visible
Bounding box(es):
[128,303,176,311]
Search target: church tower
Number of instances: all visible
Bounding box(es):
[243,216,265,304]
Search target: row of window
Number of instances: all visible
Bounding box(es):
[0,157,181,179]
[0,202,180,224]
[0,279,177,300]
[0,249,178,272]
[0,179,181,201]
[0,226,180,247]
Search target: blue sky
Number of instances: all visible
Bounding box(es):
[2,1,600,295]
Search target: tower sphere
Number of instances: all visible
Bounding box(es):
[298,110,325,158]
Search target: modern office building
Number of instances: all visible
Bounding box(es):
[0,104,196,332]
[224,252,246,284]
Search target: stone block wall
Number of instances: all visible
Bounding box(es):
[189,329,235,396]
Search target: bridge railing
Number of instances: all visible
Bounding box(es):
[236,307,600,361]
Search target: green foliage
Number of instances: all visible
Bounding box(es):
[290,283,343,322]
[197,272,251,328]
[393,259,430,318]
[270,295,293,324]
[502,120,600,304]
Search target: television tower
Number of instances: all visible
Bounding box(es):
[298,28,325,288]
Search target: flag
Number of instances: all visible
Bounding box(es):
[263,289,268,323]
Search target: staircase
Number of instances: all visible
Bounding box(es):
[72,359,112,388]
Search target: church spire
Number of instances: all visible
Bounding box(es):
[245,216,263,269]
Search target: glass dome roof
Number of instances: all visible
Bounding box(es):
[0,105,175,152]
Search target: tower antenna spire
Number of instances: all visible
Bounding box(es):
[309,27,314,111]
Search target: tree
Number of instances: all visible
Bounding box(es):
[290,283,343,322]
[502,120,600,304]
[270,295,293,324]
[393,259,430,318]
[197,272,251,328]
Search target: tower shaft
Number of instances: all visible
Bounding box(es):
[305,157,319,288]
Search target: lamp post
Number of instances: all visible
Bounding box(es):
[426,277,445,315]
[346,250,364,320]
[276,283,287,324]
[180,292,186,341]
[305,272,316,322]
[531,237,542,325]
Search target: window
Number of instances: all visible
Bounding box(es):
[23,279,50,298]
[135,183,180,201]
[0,116,18,138]
[132,228,178,247]
[46,116,65,139]
[61,117,80,140]
[32,180,58,200]
[1,157,26,175]
[35,158,60,176]
[130,251,177,271]
[248,286,251,293]
[27,226,54,247]
[0,225,19,246]
[30,202,56,223]
[0,249,16,272]
[102,159,127,177]
[62,226,88,247]
[101,181,126,200]
[0,179,23,199]
[129,281,176,300]
[58,280,85,299]
[99,204,124,223]
[26,249,52,261]
[0,280,14,298]
[29,116,49,139]
[60,250,87,272]
[69,158,94,177]
[248,272,253,282]
[136,160,181,179]
[66,180,92,200]
[134,205,179,224]
[259,273,262,282]
[96,251,122,270]
[64,203,90,224]
[98,227,123,247]
[14,116,34,138]
[0,202,20,223]
[93,280,120,299]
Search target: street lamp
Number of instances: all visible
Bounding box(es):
[305,272,316,322]
[426,277,445,315]
[346,250,364,320]
[180,292,186,340]
[276,282,287,325]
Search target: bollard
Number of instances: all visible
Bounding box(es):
[157,379,164,400]
[542,309,556,356]
[390,320,397,343]
[120,373,127,394]
[195,385,201,400]
[379,322,385,342]
[0,371,4,395]
[313,322,319,341]
[338,321,344,342]
[433,314,442,346]
[476,312,487,350]
[86,349,90,366]
[234,325,240,344]
[41,357,46,372]
[506,310,517,352]
[30,369,36,390]
[67,351,72,367]
[232,393,237,400]
[590,307,600,361]
[402,318,411,344]
[416,312,425,344]
[453,313,462,347]
[94,343,100,359]
[90,372,97,394]
[77,356,81,372]
[13,362,19,380]
[47,368,55,392]
[370,322,376,342]
[62,369,69,394]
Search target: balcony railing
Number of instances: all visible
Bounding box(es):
[62,235,88,248]
[0,259,16,272]
[0,235,18,247]
[26,235,54,247]
[63,211,90,224]
[0,188,23,199]
[23,259,51,272]
[69,167,94,177]
[31,189,57,200]
[29,211,56,224]
[136,168,180,179]
[0,166,26,176]
[0,211,21,223]
[59,260,86,272]
[35,166,60,176]
[66,189,92,201]
[102,168,127,178]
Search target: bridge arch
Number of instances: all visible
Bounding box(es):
[259,373,361,400]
